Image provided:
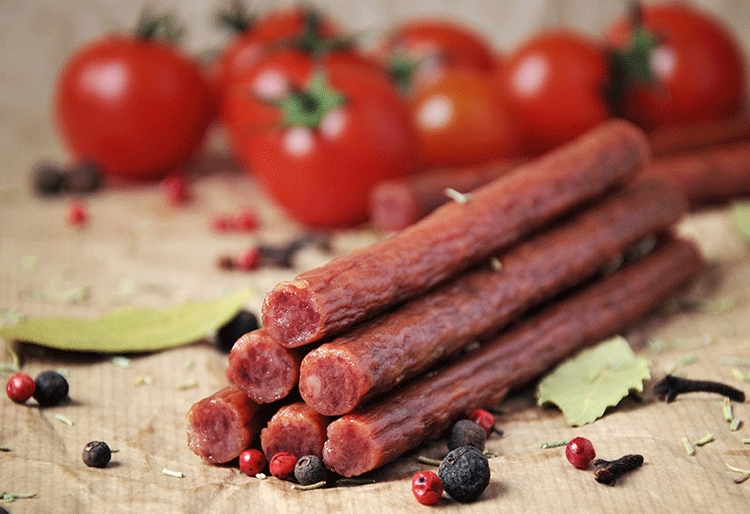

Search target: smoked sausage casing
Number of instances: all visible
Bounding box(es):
[260,402,330,460]
[299,179,687,416]
[186,385,260,464]
[263,119,651,348]
[228,328,303,404]
[322,237,703,477]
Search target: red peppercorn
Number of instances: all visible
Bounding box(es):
[6,372,36,404]
[210,214,234,233]
[235,208,259,232]
[235,247,261,271]
[239,448,266,476]
[269,452,297,480]
[411,470,443,505]
[65,199,88,227]
[161,175,190,206]
[566,437,596,469]
[467,409,495,436]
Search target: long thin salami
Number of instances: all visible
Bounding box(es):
[186,385,260,464]
[260,402,331,460]
[263,119,650,347]
[640,142,750,205]
[299,178,686,416]
[228,328,303,404]
[369,159,520,231]
[323,237,703,477]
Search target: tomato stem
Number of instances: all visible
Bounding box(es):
[279,70,346,129]
[135,9,184,42]
[216,0,256,34]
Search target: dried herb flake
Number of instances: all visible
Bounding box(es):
[0,289,252,353]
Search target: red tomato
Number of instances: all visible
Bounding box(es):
[223,50,417,228]
[216,6,341,95]
[606,3,746,131]
[55,36,213,180]
[410,68,517,168]
[381,19,496,73]
[499,30,611,155]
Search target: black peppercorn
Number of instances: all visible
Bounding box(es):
[217,310,259,353]
[448,419,486,451]
[294,455,327,485]
[33,370,69,407]
[32,161,66,196]
[437,446,490,503]
[82,441,112,468]
[66,160,103,194]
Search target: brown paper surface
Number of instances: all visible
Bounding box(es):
[3,107,750,513]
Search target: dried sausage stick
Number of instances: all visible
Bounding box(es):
[228,328,303,404]
[263,119,650,348]
[260,402,331,460]
[186,385,260,464]
[323,237,703,477]
[369,159,520,231]
[647,114,750,157]
[299,179,686,416]
[640,142,750,206]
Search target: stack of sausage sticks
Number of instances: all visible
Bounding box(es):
[187,119,704,477]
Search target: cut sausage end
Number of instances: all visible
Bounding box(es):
[262,281,322,347]
[299,350,365,416]
[228,330,300,404]
[186,387,258,464]
[323,418,378,477]
[260,402,330,460]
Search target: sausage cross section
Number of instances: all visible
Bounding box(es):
[260,402,331,460]
[299,179,686,415]
[322,237,703,477]
[262,120,651,347]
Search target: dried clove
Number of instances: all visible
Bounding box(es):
[653,375,746,403]
[593,454,644,485]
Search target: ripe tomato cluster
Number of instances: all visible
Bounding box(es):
[53,3,746,228]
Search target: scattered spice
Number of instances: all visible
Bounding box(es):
[32,161,66,196]
[294,455,327,486]
[0,446,10,452]
[726,463,750,484]
[448,419,486,451]
[183,359,195,371]
[175,378,198,391]
[730,418,742,431]
[681,437,695,456]
[665,353,698,374]
[566,437,596,469]
[335,477,376,486]
[653,375,746,403]
[216,255,235,271]
[417,456,443,466]
[111,356,132,369]
[723,397,735,423]
[490,257,502,271]
[694,434,714,446]
[742,438,750,445]
[467,409,496,436]
[239,449,266,476]
[290,481,327,491]
[21,255,39,272]
[134,375,153,386]
[54,414,73,426]
[66,161,102,194]
[82,441,111,468]
[3,492,37,502]
[444,187,471,204]
[540,440,569,449]
[269,452,297,480]
[33,370,69,407]
[5,372,35,403]
[411,471,443,505]
[162,468,185,478]
[731,368,749,382]
[161,175,190,206]
[593,454,644,485]
[65,199,88,227]
[235,246,261,271]
[438,446,490,503]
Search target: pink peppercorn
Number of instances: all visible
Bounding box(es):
[566,437,596,469]
[269,452,297,480]
[235,247,261,271]
[239,448,266,476]
[65,199,88,227]
[6,372,36,404]
[467,409,496,436]
[412,470,443,505]
[161,175,190,206]
[234,208,259,232]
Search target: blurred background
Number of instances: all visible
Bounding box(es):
[3,0,749,119]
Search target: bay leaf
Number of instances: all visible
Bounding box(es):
[731,200,750,241]
[0,289,252,353]
[536,335,651,426]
